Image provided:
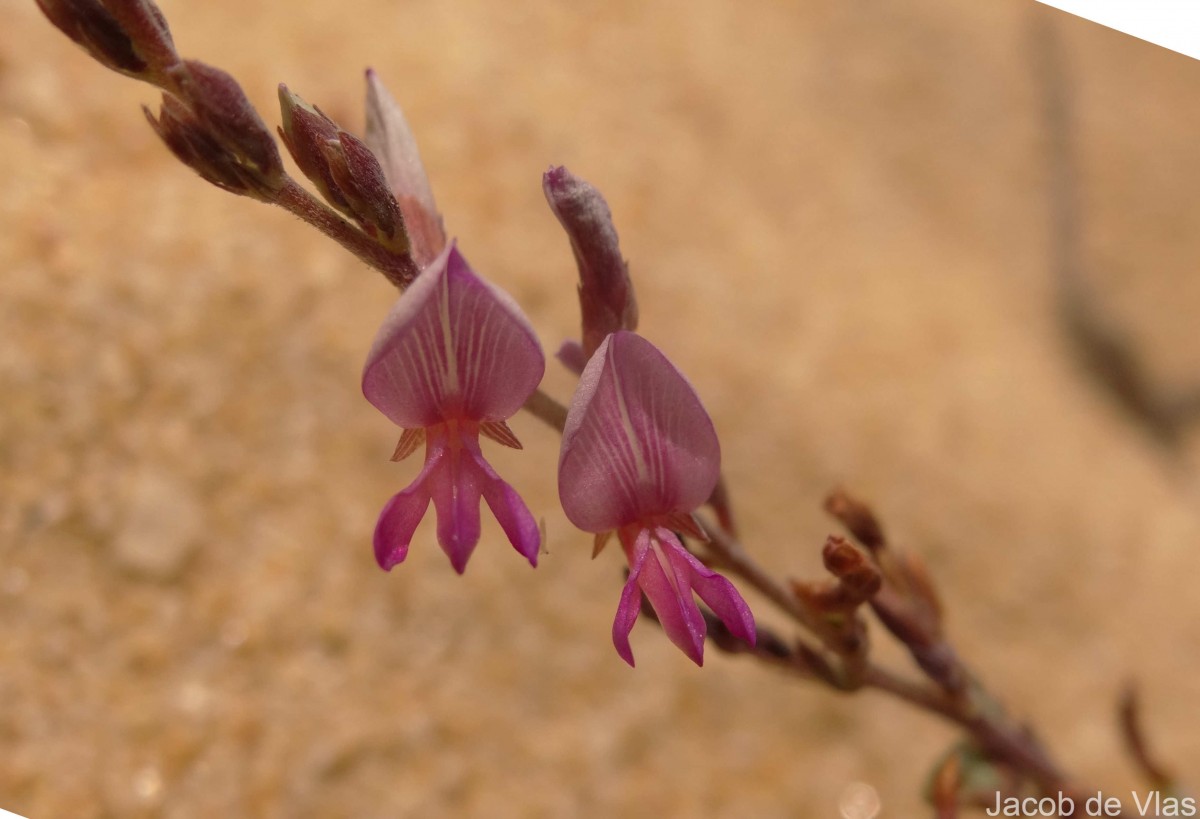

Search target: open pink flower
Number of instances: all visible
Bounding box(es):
[364,241,544,573]
[558,331,755,665]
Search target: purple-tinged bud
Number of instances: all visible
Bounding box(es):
[325,131,405,251]
[278,87,347,205]
[279,85,406,253]
[143,94,276,200]
[543,166,638,359]
[1119,684,1179,792]
[103,0,178,76]
[167,61,283,191]
[558,331,754,666]
[37,0,147,77]
[364,70,446,268]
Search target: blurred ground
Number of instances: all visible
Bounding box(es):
[3,1,1200,817]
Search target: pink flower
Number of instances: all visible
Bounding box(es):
[558,331,756,665]
[364,241,544,574]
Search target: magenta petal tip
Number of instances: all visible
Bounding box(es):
[373,488,431,571]
[612,571,643,667]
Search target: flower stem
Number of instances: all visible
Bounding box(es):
[522,388,568,432]
[274,178,419,288]
[514,374,1103,804]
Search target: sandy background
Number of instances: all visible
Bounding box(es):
[3,0,1200,816]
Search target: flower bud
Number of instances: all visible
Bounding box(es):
[103,0,178,77]
[167,61,283,191]
[277,86,343,204]
[37,0,146,77]
[543,166,638,358]
[364,70,445,267]
[325,131,404,251]
[280,85,405,253]
[144,94,277,200]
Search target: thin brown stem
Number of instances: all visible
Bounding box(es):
[861,664,959,721]
[767,642,1101,808]
[274,178,419,288]
[698,501,1087,800]
[870,665,1068,793]
[1119,684,1176,790]
[522,388,568,432]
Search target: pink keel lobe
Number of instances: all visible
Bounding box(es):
[477,459,540,568]
[427,426,484,574]
[615,527,755,667]
[612,550,646,667]
[373,421,540,574]
[373,492,429,570]
[373,444,442,570]
[666,534,756,648]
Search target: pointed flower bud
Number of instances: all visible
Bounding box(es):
[543,166,638,359]
[103,0,178,77]
[278,86,405,252]
[37,0,148,77]
[166,61,284,192]
[327,130,406,252]
[144,93,276,200]
[558,331,754,666]
[364,69,446,268]
[277,86,343,202]
[364,241,545,573]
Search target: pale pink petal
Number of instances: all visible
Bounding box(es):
[363,243,456,428]
[558,334,644,531]
[442,249,545,421]
[558,331,720,533]
[661,528,756,648]
[363,242,545,428]
[364,69,446,267]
